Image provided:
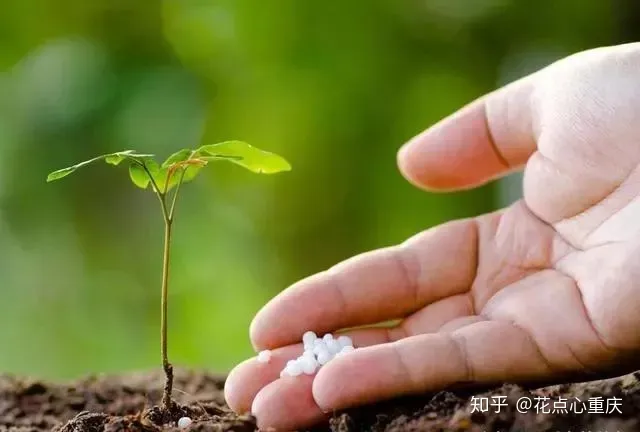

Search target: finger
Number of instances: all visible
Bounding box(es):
[228,296,479,419]
[224,344,303,415]
[249,328,403,431]
[397,73,538,191]
[312,320,553,412]
[225,331,392,417]
[252,375,324,431]
[250,218,479,349]
[399,293,475,335]
[233,291,477,416]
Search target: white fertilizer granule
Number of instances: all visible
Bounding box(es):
[177,417,193,429]
[300,356,318,375]
[285,360,303,376]
[316,350,332,365]
[279,331,356,378]
[257,350,272,363]
[303,331,317,346]
[337,335,353,347]
[336,345,354,356]
[326,338,342,354]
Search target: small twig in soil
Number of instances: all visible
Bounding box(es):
[162,363,174,409]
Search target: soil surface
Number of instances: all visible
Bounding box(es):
[0,369,639,431]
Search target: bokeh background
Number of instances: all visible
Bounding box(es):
[0,0,637,380]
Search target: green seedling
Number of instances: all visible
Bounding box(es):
[47,141,290,409]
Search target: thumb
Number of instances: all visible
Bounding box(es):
[398,74,538,192]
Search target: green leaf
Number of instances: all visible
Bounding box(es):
[128,163,150,189]
[46,150,156,182]
[162,149,193,168]
[178,163,205,184]
[144,158,161,180]
[47,154,107,181]
[161,157,208,192]
[139,158,186,193]
[105,150,135,165]
[200,155,243,162]
[161,162,202,192]
[47,166,79,181]
[197,141,291,174]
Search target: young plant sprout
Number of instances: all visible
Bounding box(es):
[46,141,290,410]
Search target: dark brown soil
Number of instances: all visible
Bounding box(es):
[1,369,639,431]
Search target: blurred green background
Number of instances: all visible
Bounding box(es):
[0,0,635,380]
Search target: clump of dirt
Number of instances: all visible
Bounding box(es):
[0,369,638,431]
[0,370,254,432]
[330,374,640,432]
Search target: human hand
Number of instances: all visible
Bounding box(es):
[224,42,640,430]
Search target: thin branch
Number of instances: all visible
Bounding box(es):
[160,218,173,409]
[137,160,163,197]
[135,160,169,223]
[163,166,173,196]
[167,150,197,221]
[168,168,188,221]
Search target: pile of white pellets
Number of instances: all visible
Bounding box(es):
[256,331,356,377]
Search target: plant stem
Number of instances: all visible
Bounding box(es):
[160,217,173,410]
[142,160,187,411]
[139,162,169,221]
[168,168,187,220]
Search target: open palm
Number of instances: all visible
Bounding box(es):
[225,43,640,430]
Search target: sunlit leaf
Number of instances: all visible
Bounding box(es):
[46,150,156,182]
[200,155,243,162]
[181,165,203,183]
[105,150,135,165]
[197,141,291,174]
[47,144,290,194]
[129,163,150,189]
[141,159,163,190]
[47,155,107,181]
[161,157,208,191]
[175,159,208,184]
[47,166,78,181]
[162,149,193,168]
